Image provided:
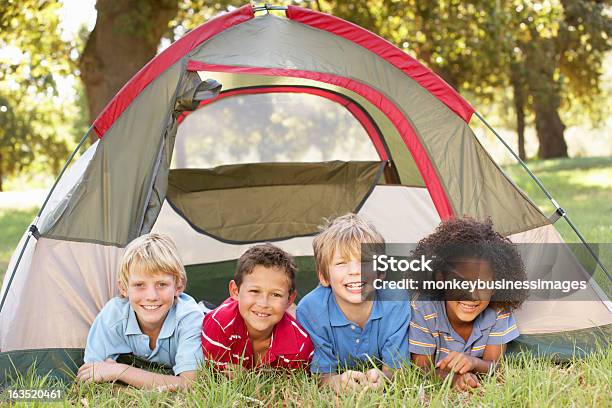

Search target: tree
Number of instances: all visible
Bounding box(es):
[319,1,611,159]
[0,0,79,190]
[80,0,180,125]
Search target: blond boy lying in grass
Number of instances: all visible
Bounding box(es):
[296,214,410,392]
[77,234,204,390]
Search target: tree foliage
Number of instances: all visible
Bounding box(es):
[0,0,82,190]
[2,0,610,190]
[318,0,611,159]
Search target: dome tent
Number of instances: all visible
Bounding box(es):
[0,4,610,383]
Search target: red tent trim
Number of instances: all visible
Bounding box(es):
[286,5,474,124]
[177,86,390,161]
[91,5,254,138]
[188,61,454,219]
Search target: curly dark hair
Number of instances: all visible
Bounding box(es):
[411,217,527,310]
[235,244,297,293]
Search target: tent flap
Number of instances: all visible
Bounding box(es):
[166,161,384,242]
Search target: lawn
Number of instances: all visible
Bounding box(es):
[1,156,611,406]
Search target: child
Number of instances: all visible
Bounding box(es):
[409,217,527,391]
[77,233,204,390]
[296,214,410,392]
[201,244,313,370]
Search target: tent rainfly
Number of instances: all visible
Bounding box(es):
[1,4,610,383]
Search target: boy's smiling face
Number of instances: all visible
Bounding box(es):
[120,269,183,335]
[319,249,375,308]
[444,258,493,325]
[230,265,296,340]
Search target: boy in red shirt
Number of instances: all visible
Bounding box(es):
[201,244,313,370]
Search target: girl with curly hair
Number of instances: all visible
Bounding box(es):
[408,217,528,391]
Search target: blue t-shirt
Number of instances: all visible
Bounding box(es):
[84,293,204,375]
[408,299,519,364]
[296,285,410,373]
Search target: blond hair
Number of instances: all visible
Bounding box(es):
[118,233,186,295]
[313,213,385,283]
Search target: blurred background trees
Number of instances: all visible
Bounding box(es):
[0,0,610,189]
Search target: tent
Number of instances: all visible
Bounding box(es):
[1,4,610,383]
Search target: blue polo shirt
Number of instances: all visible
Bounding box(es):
[296,285,410,374]
[84,293,204,375]
[408,299,519,364]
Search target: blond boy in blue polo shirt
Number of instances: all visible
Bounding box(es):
[77,233,204,390]
[297,214,410,392]
[408,218,527,391]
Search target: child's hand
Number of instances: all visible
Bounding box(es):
[364,368,385,390]
[451,372,480,391]
[324,370,368,392]
[77,358,124,383]
[436,351,479,374]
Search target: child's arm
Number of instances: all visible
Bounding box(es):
[435,309,519,374]
[77,359,196,390]
[380,299,411,374]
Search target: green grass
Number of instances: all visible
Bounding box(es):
[502,156,612,244]
[0,208,38,278]
[3,349,611,406]
[1,157,611,406]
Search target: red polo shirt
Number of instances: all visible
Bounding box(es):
[201,298,313,370]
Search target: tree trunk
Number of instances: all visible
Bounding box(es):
[80,0,179,138]
[523,36,568,159]
[533,101,568,159]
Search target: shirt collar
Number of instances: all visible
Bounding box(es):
[267,314,301,356]
[329,291,383,327]
[125,306,142,335]
[434,301,497,336]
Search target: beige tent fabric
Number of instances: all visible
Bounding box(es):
[0,231,35,317]
[359,186,441,242]
[0,238,123,351]
[514,300,611,334]
[509,225,612,333]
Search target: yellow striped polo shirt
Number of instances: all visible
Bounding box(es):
[408,299,519,364]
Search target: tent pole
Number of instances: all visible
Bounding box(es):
[473,111,610,282]
[0,127,93,314]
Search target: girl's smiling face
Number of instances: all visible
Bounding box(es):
[444,258,494,325]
